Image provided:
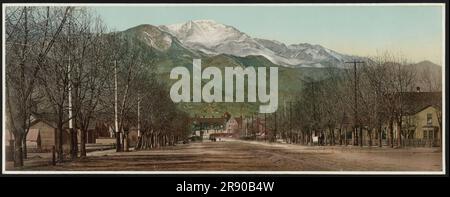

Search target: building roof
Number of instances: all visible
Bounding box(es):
[29,113,57,128]
[397,92,442,115]
[30,112,99,129]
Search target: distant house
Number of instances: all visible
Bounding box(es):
[5,114,113,152]
[402,105,441,146]
[190,116,227,138]
[5,118,66,152]
[226,117,242,136]
[25,129,41,150]
[393,91,442,146]
[28,118,68,151]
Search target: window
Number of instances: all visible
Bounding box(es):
[429,130,435,139]
[427,113,432,125]
[423,130,428,139]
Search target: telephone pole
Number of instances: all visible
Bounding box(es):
[114,60,121,152]
[67,17,76,159]
[345,60,365,147]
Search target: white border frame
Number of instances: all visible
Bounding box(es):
[2,3,446,175]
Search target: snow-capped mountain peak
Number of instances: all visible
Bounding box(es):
[159,19,359,67]
[160,19,246,49]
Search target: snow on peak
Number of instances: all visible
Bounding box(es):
[128,24,174,51]
[190,19,218,24]
[158,20,358,67]
[160,19,246,48]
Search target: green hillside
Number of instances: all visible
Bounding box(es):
[119,25,339,117]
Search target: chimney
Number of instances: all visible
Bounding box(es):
[416,87,421,92]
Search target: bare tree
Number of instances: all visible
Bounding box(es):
[360,52,416,148]
[69,9,114,158]
[101,35,148,152]
[417,63,441,92]
[5,6,71,166]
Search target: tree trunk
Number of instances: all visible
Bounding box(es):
[80,129,87,158]
[397,121,402,148]
[164,134,167,146]
[124,132,129,152]
[22,134,28,159]
[150,132,153,148]
[154,133,158,148]
[69,128,78,159]
[309,130,312,145]
[359,127,363,147]
[115,130,121,152]
[368,128,372,147]
[120,132,125,150]
[329,126,335,146]
[155,133,159,148]
[378,126,382,147]
[74,129,78,157]
[56,124,64,162]
[352,128,356,145]
[389,119,394,148]
[344,127,348,146]
[14,133,24,167]
[161,135,166,147]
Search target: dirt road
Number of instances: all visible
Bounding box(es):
[6,139,442,172]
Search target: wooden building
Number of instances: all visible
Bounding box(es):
[226,116,243,137]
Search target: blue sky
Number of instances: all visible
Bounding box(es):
[93,5,444,65]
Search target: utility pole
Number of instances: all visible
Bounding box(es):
[68,58,72,129]
[345,60,365,147]
[67,17,77,159]
[114,60,121,152]
[68,53,74,158]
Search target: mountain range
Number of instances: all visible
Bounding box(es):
[118,20,441,116]
[158,19,359,68]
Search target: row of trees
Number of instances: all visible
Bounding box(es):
[260,53,441,147]
[5,6,189,167]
